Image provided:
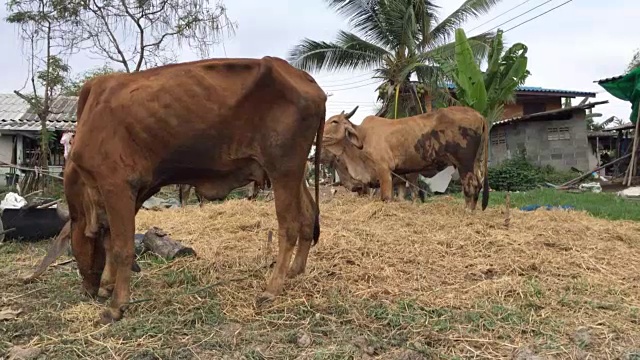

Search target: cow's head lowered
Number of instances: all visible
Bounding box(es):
[322,106,377,185]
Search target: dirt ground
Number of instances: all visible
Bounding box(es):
[1,189,640,359]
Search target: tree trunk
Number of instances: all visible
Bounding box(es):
[38,117,50,191]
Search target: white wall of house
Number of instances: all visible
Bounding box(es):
[0,134,15,186]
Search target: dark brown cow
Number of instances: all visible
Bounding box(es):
[66,56,326,324]
[322,106,489,210]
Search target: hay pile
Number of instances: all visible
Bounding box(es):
[132,191,640,357]
[3,190,640,358]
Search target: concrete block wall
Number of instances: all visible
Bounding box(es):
[489,109,591,171]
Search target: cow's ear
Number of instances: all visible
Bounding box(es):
[345,127,363,149]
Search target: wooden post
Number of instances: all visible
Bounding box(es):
[596,136,601,167]
[626,108,640,186]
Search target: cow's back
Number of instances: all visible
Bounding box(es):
[357,107,486,171]
[70,56,326,182]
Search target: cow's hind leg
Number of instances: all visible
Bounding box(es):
[460,168,481,211]
[257,177,302,306]
[98,185,136,324]
[288,181,317,278]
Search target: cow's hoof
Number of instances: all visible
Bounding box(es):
[99,308,122,325]
[255,292,275,308]
[287,268,304,279]
[97,285,113,299]
[131,261,141,273]
[82,284,99,299]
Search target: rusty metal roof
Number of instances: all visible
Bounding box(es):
[0,93,77,131]
[492,100,609,127]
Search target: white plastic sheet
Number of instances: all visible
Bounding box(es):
[0,192,27,210]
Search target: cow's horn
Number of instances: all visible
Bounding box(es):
[345,106,359,119]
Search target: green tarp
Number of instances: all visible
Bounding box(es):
[598,66,640,124]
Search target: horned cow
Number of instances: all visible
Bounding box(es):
[316,147,433,202]
[322,106,489,210]
[65,56,326,324]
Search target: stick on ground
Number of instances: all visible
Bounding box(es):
[142,226,197,260]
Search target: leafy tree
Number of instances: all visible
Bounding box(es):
[6,0,81,188]
[585,108,604,131]
[287,0,503,119]
[436,28,530,125]
[62,65,122,96]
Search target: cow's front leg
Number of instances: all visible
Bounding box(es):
[99,186,136,324]
[377,169,393,202]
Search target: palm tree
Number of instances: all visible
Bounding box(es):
[288,0,503,118]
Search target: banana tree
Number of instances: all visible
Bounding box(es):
[436,28,531,125]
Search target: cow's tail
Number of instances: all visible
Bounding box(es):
[481,118,490,211]
[312,116,324,246]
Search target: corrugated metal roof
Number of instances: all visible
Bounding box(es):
[410,82,597,97]
[602,122,635,131]
[492,100,609,127]
[587,131,617,137]
[594,74,625,84]
[0,93,77,131]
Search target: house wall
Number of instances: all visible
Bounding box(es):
[0,135,15,186]
[490,109,591,171]
[501,96,563,120]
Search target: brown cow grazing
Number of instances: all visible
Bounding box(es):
[316,131,436,202]
[66,56,326,324]
[322,106,489,210]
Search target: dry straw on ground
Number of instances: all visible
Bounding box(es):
[2,189,640,359]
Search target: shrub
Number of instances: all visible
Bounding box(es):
[488,151,574,191]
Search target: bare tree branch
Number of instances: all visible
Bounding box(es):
[70,0,237,73]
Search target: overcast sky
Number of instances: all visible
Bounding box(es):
[1,0,637,124]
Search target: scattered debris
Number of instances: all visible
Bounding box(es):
[519,204,575,211]
[578,182,602,193]
[6,345,42,360]
[0,308,22,321]
[142,226,197,260]
[296,332,312,348]
[617,186,640,199]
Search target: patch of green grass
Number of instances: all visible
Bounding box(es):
[451,188,640,221]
